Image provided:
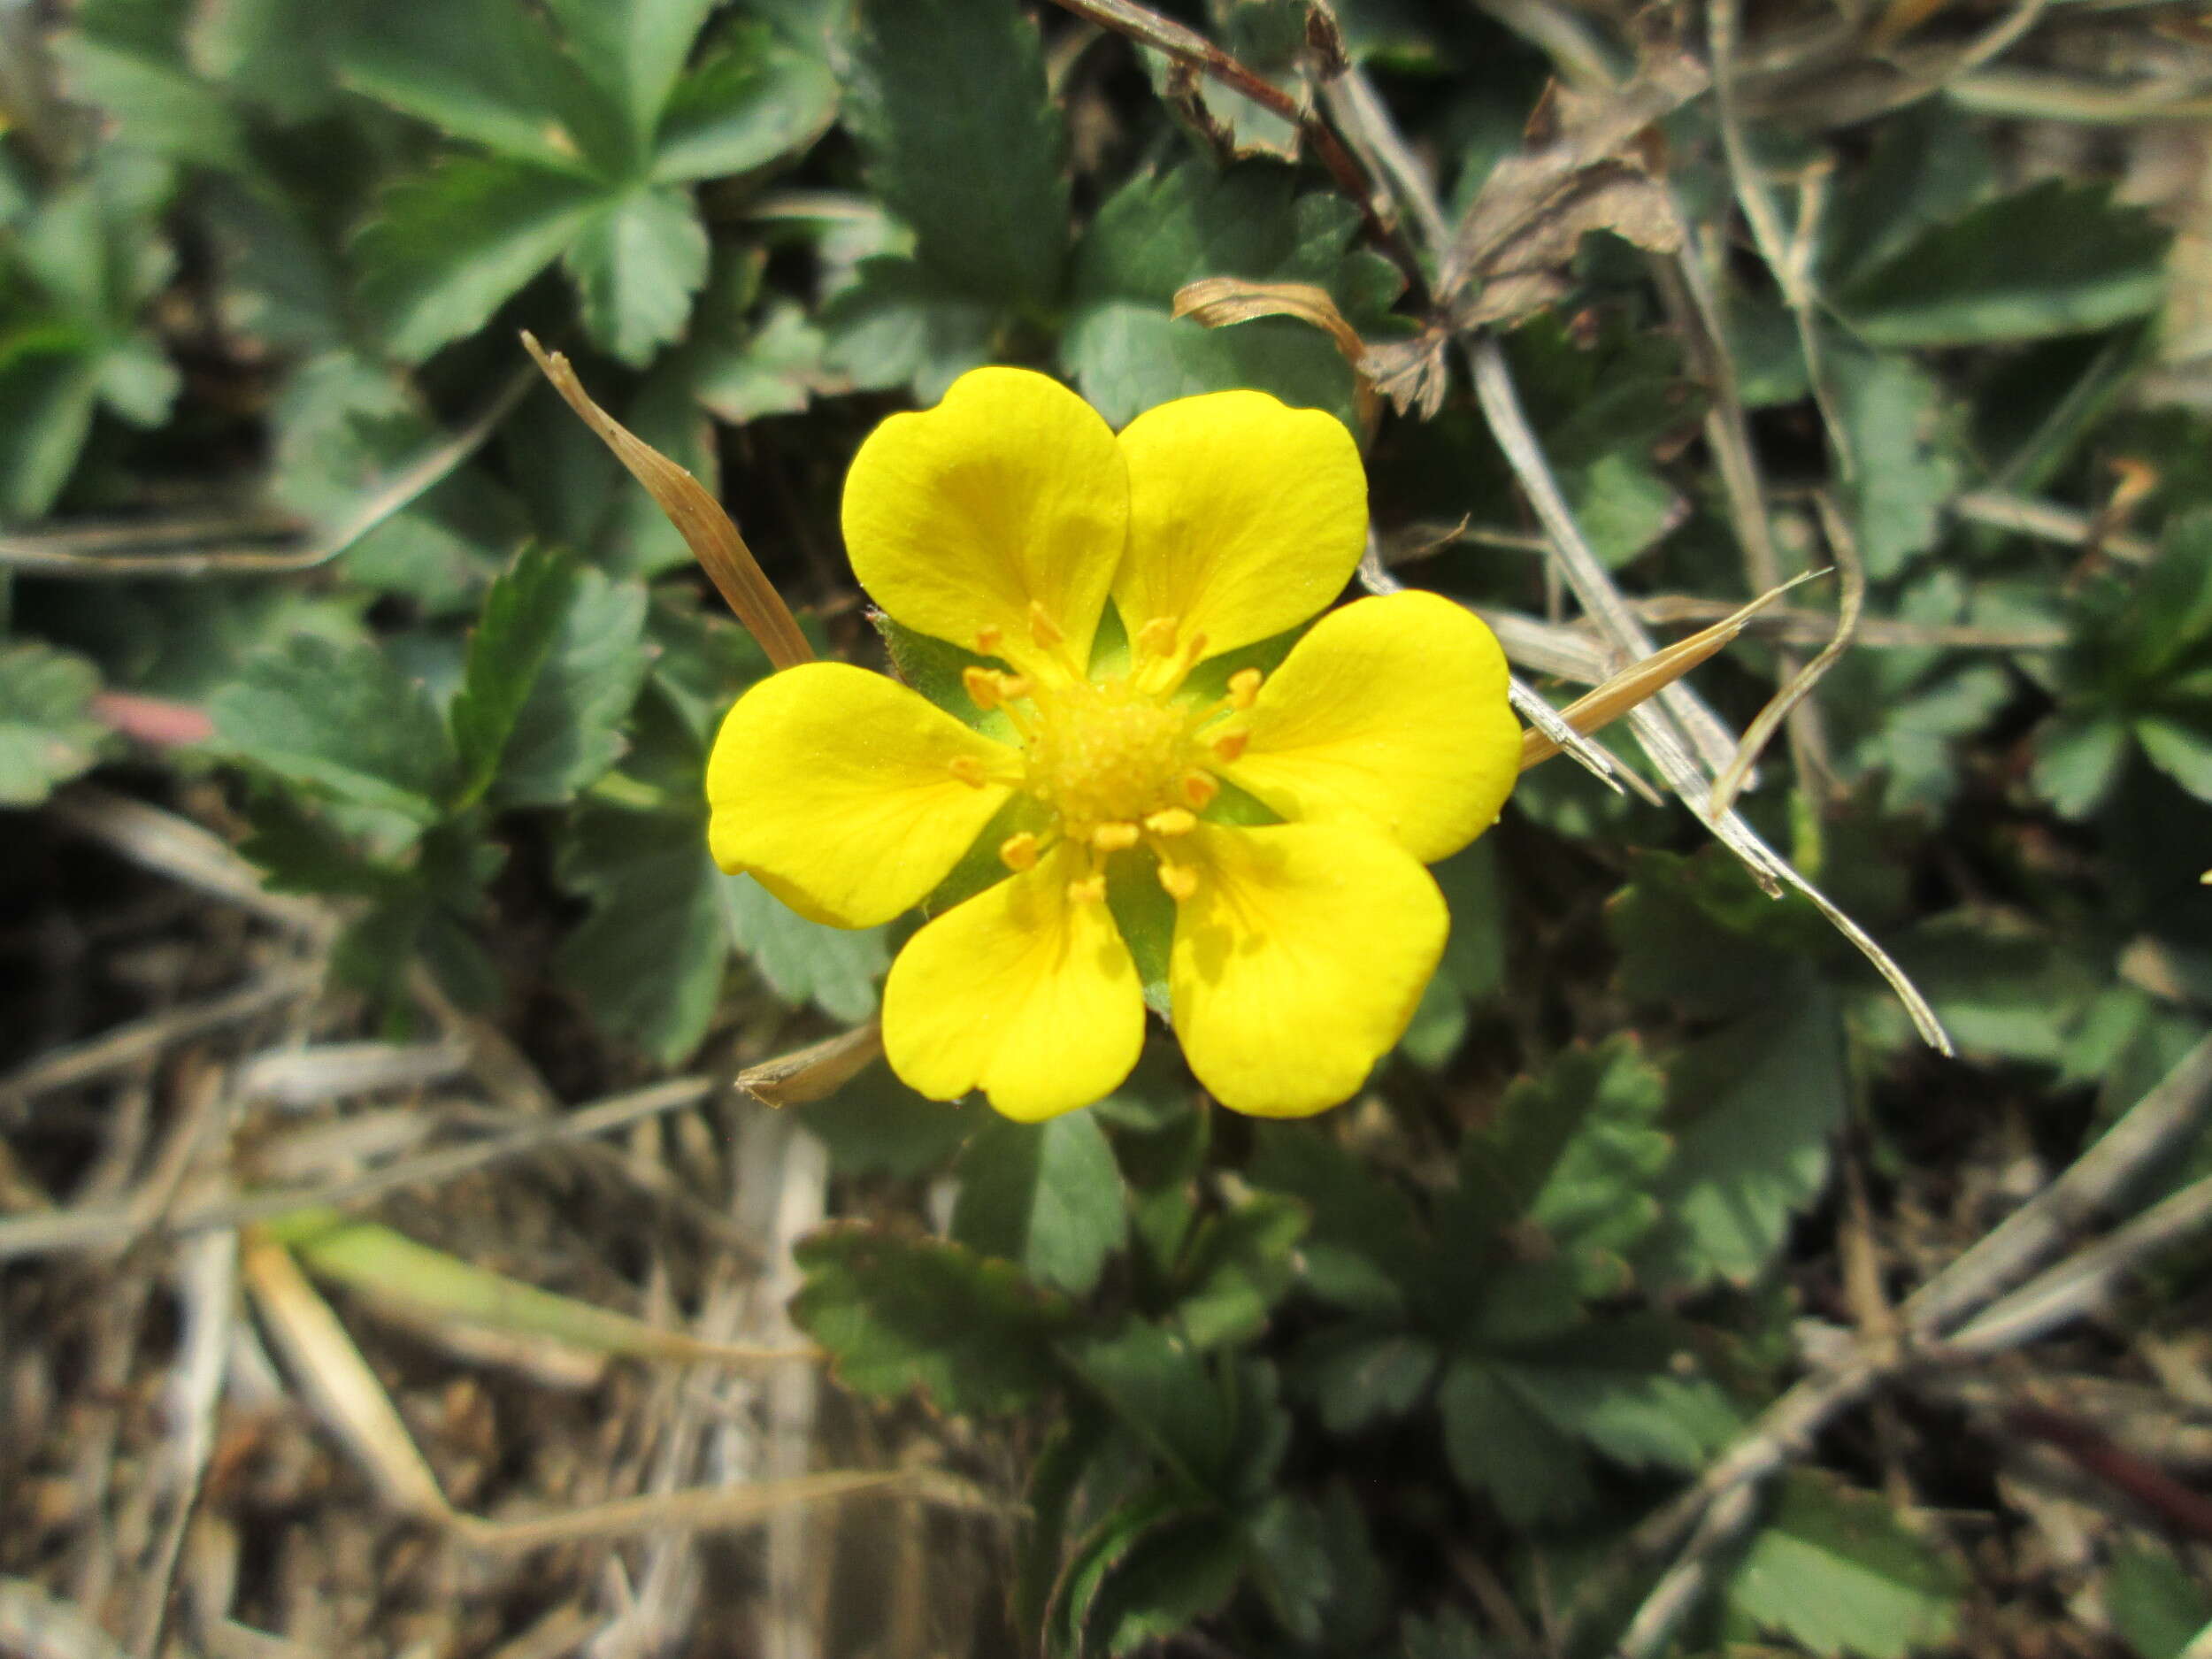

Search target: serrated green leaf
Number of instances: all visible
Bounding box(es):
[1292,1326,1439,1432]
[545,0,713,153]
[1829,342,1958,580]
[792,1225,1065,1416]
[650,20,838,183]
[1819,101,1995,291]
[1839,180,2170,348]
[1723,1471,1964,1658]
[0,641,106,806]
[1060,1322,1233,1494]
[691,301,835,424]
[564,183,709,365]
[953,1112,1129,1296]
[848,0,1068,306]
[0,349,102,518]
[489,566,650,807]
[796,1063,976,1179]
[1436,1355,1594,1527]
[333,0,619,173]
[211,635,455,821]
[2105,1541,2212,1659]
[1171,1193,1308,1349]
[822,254,998,401]
[449,545,576,810]
[714,871,887,1022]
[2137,716,2212,803]
[54,33,252,172]
[1081,1509,1246,1656]
[557,804,732,1062]
[1639,987,1850,1292]
[355,156,605,364]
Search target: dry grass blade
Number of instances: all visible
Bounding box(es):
[520,332,814,672]
[267,1209,818,1366]
[0,1579,134,1659]
[49,786,334,940]
[0,365,533,579]
[237,1040,471,1110]
[1706,503,1865,818]
[1518,573,1824,771]
[738,1019,884,1109]
[1172,277,1379,431]
[452,1470,907,1553]
[241,1229,452,1522]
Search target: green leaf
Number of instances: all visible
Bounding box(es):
[1819,100,1995,290]
[1060,1322,1233,1494]
[564,183,710,365]
[1171,1192,1308,1348]
[355,155,605,363]
[1141,0,1307,161]
[953,1112,1129,1295]
[649,21,838,183]
[1722,1471,1964,1658]
[557,805,734,1063]
[2105,1542,2212,1659]
[1436,1355,1594,1527]
[1293,1326,1439,1432]
[1639,987,1852,1292]
[333,0,619,173]
[847,0,1068,306]
[544,0,714,153]
[2137,716,2212,804]
[822,254,999,401]
[792,1225,1065,1417]
[691,301,835,424]
[797,1063,975,1179]
[488,566,650,807]
[211,636,455,822]
[0,349,102,518]
[448,545,576,810]
[54,33,253,172]
[1081,1509,1247,1656]
[1828,342,1958,580]
[714,871,887,1023]
[0,641,106,806]
[1839,180,2170,347]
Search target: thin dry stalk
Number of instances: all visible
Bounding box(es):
[1706,497,1866,818]
[0,365,533,578]
[48,787,334,940]
[521,333,814,672]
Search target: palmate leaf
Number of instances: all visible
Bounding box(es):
[354,156,605,364]
[951,1110,1130,1296]
[488,565,651,807]
[0,641,106,807]
[649,20,838,185]
[448,545,575,810]
[562,184,710,367]
[793,1225,1066,1417]
[544,0,716,157]
[848,0,1069,308]
[1721,1471,1964,1657]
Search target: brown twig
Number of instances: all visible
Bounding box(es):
[521,333,815,672]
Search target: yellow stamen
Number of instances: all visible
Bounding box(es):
[1067,874,1107,904]
[998,832,1040,872]
[962,665,1002,711]
[1212,730,1249,764]
[975,626,1002,655]
[1000,674,1033,702]
[1156,861,1197,902]
[1143,808,1196,837]
[1092,822,1141,853]
[1136,617,1179,657]
[1028,601,1064,649]
[948,756,988,787]
[1180,772,1219,810]
[1227,667,1263,710]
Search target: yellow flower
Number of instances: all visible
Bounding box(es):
[705,367,1520,1121]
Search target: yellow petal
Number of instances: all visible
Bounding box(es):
[881,842,1146,1121]
[1170,822,1445,1118]
[706,662,1016,928]
[841,367,1127,680]
[1224,591,1520,863]
[1116,389,1366,670]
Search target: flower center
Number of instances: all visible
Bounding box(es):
[1023,680,1190,837]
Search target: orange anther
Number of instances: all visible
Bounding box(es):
[1156,861,1197,902]
[948,756,988,787]
[1000,674,1033,702]
[1027,601,1064,649]
[962,665,1002,711]
[1067,874,1108,904]
[1143,808,1196,837]
[999,832,1041,872]
[1227,667,1263,710]
[1136,617,1179,657]
[1092,822,1141,853]
[1211,729,1249,764]
[1179,772,1219,810]
[974,626,1003,655]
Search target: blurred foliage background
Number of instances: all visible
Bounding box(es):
[6,0,2212,1655]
